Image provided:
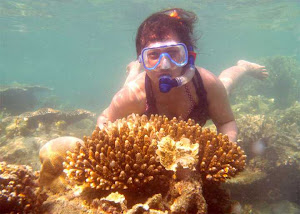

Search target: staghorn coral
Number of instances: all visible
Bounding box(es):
[197,128,246,182]
[0,162,47,213]
[63,114,246,193]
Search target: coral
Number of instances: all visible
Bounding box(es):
[232,110,300,208]
[168,171,207,214]
[2,108,96,138]
[231,95,275,117]
[276,101,300,128]
[197,128,246,182]
[91,192,168,214]
[63,114,246,193]
[0,162,47,213]
[236,111,299,168]
[0,136,43,171]
[156,136,199,171]
[236,114,277,150]
[91,191,127,213]
[39,136,84,186]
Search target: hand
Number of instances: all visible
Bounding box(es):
[97,115,108,129]
[237,60,269,80]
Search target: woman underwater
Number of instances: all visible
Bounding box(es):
[39,8,267,189]
[96,8,268,142]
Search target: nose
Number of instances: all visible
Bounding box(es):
[159,54,172,69]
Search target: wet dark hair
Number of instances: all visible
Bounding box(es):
[136,8,197,56]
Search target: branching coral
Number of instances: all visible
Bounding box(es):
[197,128,246,182]
[0,162,47,213]
[63,114,246,193]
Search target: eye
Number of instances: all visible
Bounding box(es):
[167,50,177,57]
[148,51,160,59]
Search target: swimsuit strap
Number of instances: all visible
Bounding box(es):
[193,69,207,101]
[145,74,158,115]
[188,68,209,125]
[184,84,196,118]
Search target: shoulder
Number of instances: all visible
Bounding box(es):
[111,72,146,112]
[196,66,224,92]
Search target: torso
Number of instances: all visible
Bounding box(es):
[142,67,209,125]
[154,81,198,119]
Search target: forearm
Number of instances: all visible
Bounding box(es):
[216,120,238,142]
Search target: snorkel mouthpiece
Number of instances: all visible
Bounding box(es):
[159,75,178,93]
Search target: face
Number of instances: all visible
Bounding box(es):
[142,33,185,82]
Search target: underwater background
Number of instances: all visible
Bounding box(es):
[1,0,299,112]
[0,0,300,213]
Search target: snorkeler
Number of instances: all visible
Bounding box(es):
[97,8,268,142]
[38,7,268,190]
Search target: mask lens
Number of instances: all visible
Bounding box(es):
[143,49,160,69]
[141,43,188,70]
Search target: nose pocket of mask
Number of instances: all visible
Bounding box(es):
[160,54,172,69]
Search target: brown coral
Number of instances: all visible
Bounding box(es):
[0,162,47,213]
[63,114,246,192]
[197,128,246,182]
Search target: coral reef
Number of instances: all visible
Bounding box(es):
[2,108,96,139]
[0,84,52,115]
[236,110,300,169]
[0,108,95,172]
[231,95,275,117]
[63,114,246,192]
[58,114,246,213]
[0,137,45,171]
[0,162,47,213]
[168,170,207,213]
[39,136,84,187]
[231,102,300,207]
[90,191,127,213]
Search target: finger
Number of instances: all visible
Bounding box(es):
[256,65,265,69]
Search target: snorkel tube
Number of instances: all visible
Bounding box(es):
[159,46,196,93]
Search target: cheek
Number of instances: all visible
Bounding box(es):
[146,71,158,79]
[169,68,184,78]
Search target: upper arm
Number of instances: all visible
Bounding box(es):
[199,68,235,127]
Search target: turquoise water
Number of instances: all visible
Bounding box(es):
[1,0,299,113]
[1,1,300,213]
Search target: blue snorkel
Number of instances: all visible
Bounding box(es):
[159,46,196,93]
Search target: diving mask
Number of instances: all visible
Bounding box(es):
[139,43,188,70]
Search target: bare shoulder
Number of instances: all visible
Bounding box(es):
[196,66,225,92]
[111,72,147,115]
